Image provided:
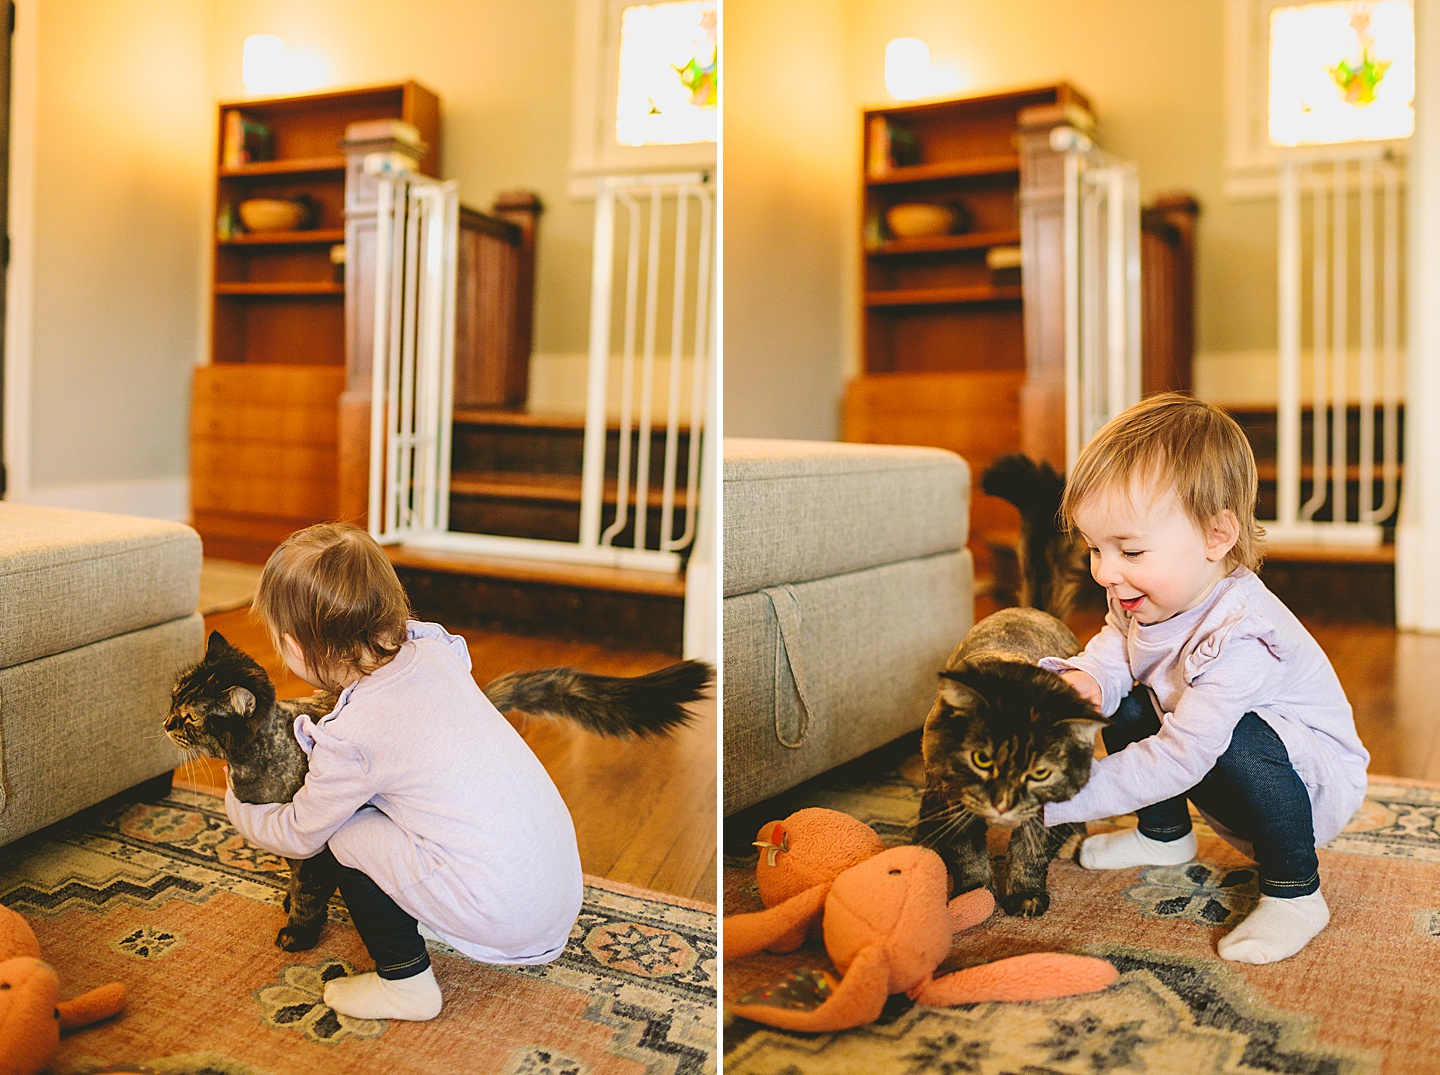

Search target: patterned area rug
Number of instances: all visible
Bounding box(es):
[724,749,1440,1074]
[1,788,715,1074]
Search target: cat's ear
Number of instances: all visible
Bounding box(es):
[207,631,231,657]
[227,686,256,717]
[938,665,980,710]
[1059,716,1106,746]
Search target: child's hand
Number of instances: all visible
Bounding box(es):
[1060,669,1102,709]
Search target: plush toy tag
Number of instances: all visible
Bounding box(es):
[736,967,837,1011]
[753,820,789,867]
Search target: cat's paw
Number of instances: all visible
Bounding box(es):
[276,921,324,951]
[1000,891,1051,918]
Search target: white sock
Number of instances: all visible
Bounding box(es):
[323,965,442,1021]
[1078,828,1197,870]
[1217,891,1329,964]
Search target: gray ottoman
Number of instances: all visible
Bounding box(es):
[723,439,974,815]
[0,503,203,845]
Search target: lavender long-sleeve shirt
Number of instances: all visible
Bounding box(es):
[1041,569,1369,846]
[225,621,582,965]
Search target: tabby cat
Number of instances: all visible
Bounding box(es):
[917,454,1105,918]
[166,631,711,950]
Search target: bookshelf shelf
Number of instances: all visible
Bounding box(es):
[865,155,1021,187]
[219,229,346,247]
[215,282,345,296]
[218,157,346,178]
[866,229,1022,257]
[865,285,1023,307]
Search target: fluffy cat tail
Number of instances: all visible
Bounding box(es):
[981,453,1084,620]
[484,660,712,737]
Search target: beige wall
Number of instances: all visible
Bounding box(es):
[14,0,592,511]
[722,0,854,441]
[24,0,211,499]
[724,0,1281,439]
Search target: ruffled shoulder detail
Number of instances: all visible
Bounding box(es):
[1180,590,1288,684]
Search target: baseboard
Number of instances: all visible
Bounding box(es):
[20,478,188,521]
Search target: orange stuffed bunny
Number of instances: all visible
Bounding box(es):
[725,807,1118,1032]
[0,904,126,1075]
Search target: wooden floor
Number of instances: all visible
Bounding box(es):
[1057,597,1440,782]
[184,608,716,904]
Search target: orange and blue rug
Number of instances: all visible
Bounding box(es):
[2,787,716,1074]
[724,746,1440,1074]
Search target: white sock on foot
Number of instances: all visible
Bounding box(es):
[1217,891,1329,964]
[1078,829,1197,870]
[323,965,442,1021]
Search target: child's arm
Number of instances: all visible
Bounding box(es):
[1045,634,1285,826]
[1037,605,1133,716]
[225,736,373,859]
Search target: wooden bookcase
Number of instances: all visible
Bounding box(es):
[192,83,441,562]
[846,84,1092,576]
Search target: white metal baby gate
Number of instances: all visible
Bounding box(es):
[1054,125,1143,473]
[1270,148,1404,545]
[366,171,714,573]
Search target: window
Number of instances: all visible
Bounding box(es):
[570,0,717,195]
[1225,0,1413,197]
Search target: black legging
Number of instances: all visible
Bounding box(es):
[1104,686,1320,898]
[312,846,431,979]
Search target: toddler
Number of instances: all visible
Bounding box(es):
[1040,393,1368,964]
[225,522,583,1020]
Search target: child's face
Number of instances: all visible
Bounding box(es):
[1072,483,1238,625]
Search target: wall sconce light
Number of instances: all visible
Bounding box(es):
[885,38,932,100]
[885,37,966,101]
[242,35,288,95]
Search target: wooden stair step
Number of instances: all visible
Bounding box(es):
[452,407,692,434]
[449,471,690,509]
[386,544,685,655]
[1255,463,1404,482]
[1262,541,1394,565]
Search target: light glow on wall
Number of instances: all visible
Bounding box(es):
[1269,0,1414,146]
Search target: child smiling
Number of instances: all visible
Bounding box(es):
[1040,393,1369,964]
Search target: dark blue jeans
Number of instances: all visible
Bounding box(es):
[316,847,431,980]
[1105,687,1320,899]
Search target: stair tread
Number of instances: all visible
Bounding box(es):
[450,470,690,509]
[1256,462,1404,481]
[453,407,692,434]
[1263,541,1395,564]
[386,544,687,597]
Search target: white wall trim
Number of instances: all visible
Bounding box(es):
[2,0,37,502]
[22,478,188,521]
[1396,0,1440,631]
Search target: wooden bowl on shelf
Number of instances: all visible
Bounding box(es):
[884,202,964,239]
[238,197,312,232]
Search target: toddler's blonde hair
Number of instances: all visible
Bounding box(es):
[253,522,411,688]
[1060,392,1265,572]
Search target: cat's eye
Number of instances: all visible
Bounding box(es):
[1028,767,1052,781]
[970,750,993,771]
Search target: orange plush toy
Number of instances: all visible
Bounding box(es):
[0,905,127,1075]
[725,807,1119,1032]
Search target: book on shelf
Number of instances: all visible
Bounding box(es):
[866,115,922,177]
[222,111,273,167]
[342,118,425,149]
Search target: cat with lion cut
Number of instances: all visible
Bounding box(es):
[167,522,710,1022]
[917,453,1103,919]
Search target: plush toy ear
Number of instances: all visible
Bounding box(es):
[57,981,126,1030]
[723,883,829,959]
[911,952,1118,1006]
[227,686,256,717]
[730,943,891,1032]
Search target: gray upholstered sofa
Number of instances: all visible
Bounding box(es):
[723,439,974,815]
[0,503,203,845]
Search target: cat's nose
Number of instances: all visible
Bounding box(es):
[163,712,182,733]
